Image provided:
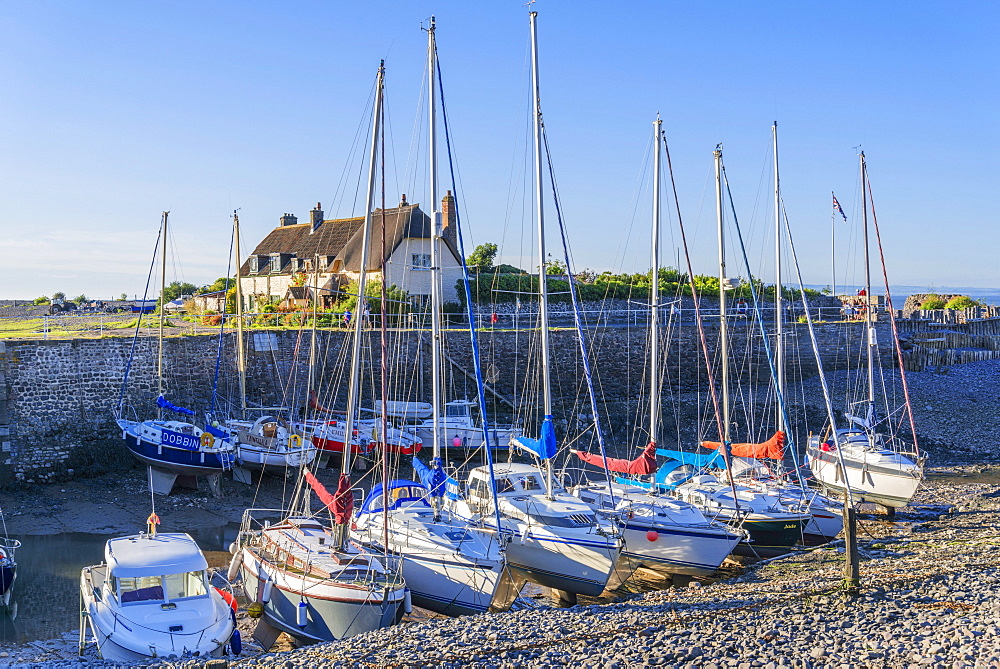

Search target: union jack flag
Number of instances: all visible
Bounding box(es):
[832,193,847,222]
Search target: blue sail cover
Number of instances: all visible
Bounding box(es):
[412,456,447,498]
[156,395,195,416]
[513,414,558,461]
[203,423,230,440]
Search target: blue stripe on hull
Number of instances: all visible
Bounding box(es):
[123,432,228,475]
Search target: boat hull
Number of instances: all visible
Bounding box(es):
[807,441,922,508]
[619,521,741,577]
[240,548,404,644]
[502,531,617,597]
[414,425,519,451]
[120,421,232,476]
[731,517,809,559]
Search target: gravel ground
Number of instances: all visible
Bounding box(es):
[5,468,1000,668]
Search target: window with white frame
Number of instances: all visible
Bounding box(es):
[412,253,431,269]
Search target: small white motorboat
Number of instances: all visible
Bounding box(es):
[80,532,238,661]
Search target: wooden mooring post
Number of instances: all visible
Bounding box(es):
[842,491,860,596]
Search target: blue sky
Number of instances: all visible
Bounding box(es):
[1,1,996,300]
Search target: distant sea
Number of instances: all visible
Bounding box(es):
[807,285,1000,307]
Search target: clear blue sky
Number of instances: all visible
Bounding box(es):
[1,1,996,300]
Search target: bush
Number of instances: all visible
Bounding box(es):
[920,296,946,310]
[33,296,50,305]
[201,312,223,326]
[945,295,981,310]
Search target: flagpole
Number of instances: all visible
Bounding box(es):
[831,191,836,300]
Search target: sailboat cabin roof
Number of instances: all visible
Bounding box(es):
[242,199,460,276]
[106,533,208,578]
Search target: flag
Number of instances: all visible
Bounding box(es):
[832,193,847,222]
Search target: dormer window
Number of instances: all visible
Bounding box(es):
[270,254,281,272]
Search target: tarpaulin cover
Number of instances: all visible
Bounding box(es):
[513,415,558,460]
[157,394,195,416]
[701,430,785,460]
[412,456,447,498]
[576,442,658,475]
[305,471,353,524]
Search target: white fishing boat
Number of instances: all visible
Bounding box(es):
[227,414,316,474]
[805,152,924,508]
[80,532,237,661]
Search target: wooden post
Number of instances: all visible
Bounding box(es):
[842,490,860,595]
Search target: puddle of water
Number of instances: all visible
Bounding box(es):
[0,524,241,647]
[927,468,1000,485]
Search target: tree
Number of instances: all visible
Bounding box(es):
[198,277,235,294]
[161,281,198,303]
[466,243,498,273]
[33,296,50,305]
[74,294,87,304]
[545,258,567,275]
[52,291,66,300]
[119,293,128,301]
[920,295,946,310]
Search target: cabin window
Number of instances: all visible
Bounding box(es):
[411,253,431,269]
[495,478,515,494]
[118,576,165,603]
[445,404,469,418]
[163,571,208,600]
[518,476,542,491]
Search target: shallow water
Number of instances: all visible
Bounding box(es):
[926,467,1000,485]
[0,524,240,647]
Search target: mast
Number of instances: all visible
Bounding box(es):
[860,152,876,425]
[831,192,836,301]
[649,117,662,446]
[529,11,554,499]
[340,62,385,536]
[157,210,168,420]
[772,122,784,434]
[427,17,444,464]
[233,211,247,419]
[714,147,730,443]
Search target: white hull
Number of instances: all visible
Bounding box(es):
[807,435,923,508]
[414,424,520,451]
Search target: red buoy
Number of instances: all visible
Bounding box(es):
[646,530,659,542]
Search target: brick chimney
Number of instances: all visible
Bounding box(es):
[280,213,298,227]
[400,193,408,207]
[440,190,457,245]
[310,202,324,233]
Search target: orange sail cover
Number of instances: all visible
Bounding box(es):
[701,430,785,460]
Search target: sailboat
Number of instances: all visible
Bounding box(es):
[80,517,237,661]
[641,145,811,559]
[570,118,743,579]
[0,511,19,608]
[221,211,318,479]
[115,211,236,496]
[233,61,406,648]
[409,399,520,451]
[448,12,620,601]
[806,152,924,509]
[350,17,511,617]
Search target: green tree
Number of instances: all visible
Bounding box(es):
[920,295,946,309]
[545,258,567,275]
[466,243,498,274]
[52,291,66,300]
[74,294,87,304]
[199,277,235,294]
[945,295,981,310]
[33,296,50,305]
[161,281,198,303]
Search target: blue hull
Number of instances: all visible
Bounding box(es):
[122,429,231,476]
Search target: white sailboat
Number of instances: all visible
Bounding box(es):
[233,61,406,647]
[449,12,620,601]
[570,117,742,579]
[410,399,520,451]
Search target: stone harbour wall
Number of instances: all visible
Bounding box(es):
[0,321,897,481]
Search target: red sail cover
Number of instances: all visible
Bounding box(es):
[701,430,785,460]
[305,471,354,525]
[575,442,658,475]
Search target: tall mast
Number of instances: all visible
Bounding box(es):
[649,117,662,446]
[157,210,168,419]
[714,147,730,443]
[233,211,247,419]
[427,17,443,463]
[772,122,784,434]
[529,11,554,499]
[860,152,876,418]
[341,62,385,496]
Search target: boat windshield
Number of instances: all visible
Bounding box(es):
[117,570,207,604]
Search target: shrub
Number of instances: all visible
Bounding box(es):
[33,296,50,305]
[920,296,946,310]
[945,295,981,310]
[201,312,223,326]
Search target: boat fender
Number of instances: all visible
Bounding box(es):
[226,551,243,582]
[288,434,303,449]
[297,601,308,627]
[646,530,659,542]
[216,587,239,613]
[229,628,242,656]
[200,432,215,448]
[261,578,273,603]
[403,588,412,614]
[246,602,264,618]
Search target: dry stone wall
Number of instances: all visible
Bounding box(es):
[0,321,896,481]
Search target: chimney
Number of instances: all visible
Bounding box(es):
[400,193,408,207]
[280,213,298,227]
[440,190,457,245]
[310,202,324,233]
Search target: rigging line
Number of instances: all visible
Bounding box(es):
[208,220,236,416]
[779,199,855,506]
[541,125,616,504]
[116,221,163,418]
[437,54,505,534]
[864,165,920,458]
[721,163,804,488]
